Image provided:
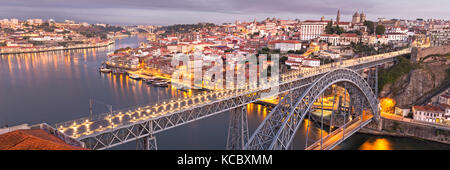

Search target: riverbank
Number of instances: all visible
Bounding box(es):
[0,39,114,55]
[359,116,450,145]
[2,35,447,150]
[310,112,450,146]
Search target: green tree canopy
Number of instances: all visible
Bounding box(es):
[325,22,344,35]
[376,25,386,35]
[364,21,375,34]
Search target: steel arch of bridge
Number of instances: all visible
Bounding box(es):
[56,48,410,150]
[245,68,379,150]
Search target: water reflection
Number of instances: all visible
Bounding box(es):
[359,138,392,150]
[1,36,449,150]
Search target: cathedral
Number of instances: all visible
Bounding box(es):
[335,9,366,25]
[352,11,366,24]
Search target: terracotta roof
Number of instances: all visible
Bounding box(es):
[412,105,444,113]
[340,33,359,37]
[285,60,302,64]
[268,40,301,45]
[320,34,339,37]
[303,20,330,23]
[288,55,306,59]
[335,22,351,25]
[0,129,87,150]
[303,58,320,61]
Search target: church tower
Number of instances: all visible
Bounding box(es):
[360,12,366,23]
[336,9,341,24]
[352,11,361,24]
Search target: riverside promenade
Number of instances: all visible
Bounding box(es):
[0,40,114,55]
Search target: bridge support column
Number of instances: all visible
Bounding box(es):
[226,106,249,150]
[367,66,379,98]
[377,118,383,131]
[137,135,158,150]
[136,121,158,150]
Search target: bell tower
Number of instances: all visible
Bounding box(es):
[336,9,341,24]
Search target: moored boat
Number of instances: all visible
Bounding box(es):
[99,67,112,73]
[153,81,168,87]
[129,74,141,80]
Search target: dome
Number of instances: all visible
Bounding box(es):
[360,12,366,17]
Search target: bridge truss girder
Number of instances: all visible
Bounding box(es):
[244,68,379,150]
[75,55,398,150]
[226,106,249,150]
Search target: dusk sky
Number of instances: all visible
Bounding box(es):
[0,0,448,25]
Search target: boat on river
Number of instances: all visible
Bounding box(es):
[153,79,169,87]
[99,67,112,73]
[129,74,141,80]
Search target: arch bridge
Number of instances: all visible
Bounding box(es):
[53,48,411,150]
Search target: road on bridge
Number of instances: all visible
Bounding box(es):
[306,114,373,150]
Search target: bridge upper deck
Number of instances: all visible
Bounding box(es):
[54,48,411,141]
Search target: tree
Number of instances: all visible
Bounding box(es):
[376,25,386,35]
[259,47,270,54]
[345,30,362,35]
[325,21,344,35]
[364,21,375,34]
[280,56,288,65]
[294,49,306,54]
[335,25,344,35]
[29,41,44,46]
[325,21,333,34]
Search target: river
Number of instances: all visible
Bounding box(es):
[1,35,449,150]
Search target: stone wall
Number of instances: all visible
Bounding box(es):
[411,45,450,62]
[313,114,450,145]
[379,118,450,145]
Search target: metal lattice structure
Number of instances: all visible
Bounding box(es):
[53,49,410,150]
[226,106,249,150]
[244,68,379,150]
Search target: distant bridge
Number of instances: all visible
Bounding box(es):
[53,48,411,150]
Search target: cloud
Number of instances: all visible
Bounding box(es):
[0,0,448,25]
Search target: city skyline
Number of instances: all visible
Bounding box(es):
[0,0,449,25]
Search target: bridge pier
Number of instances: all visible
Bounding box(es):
[136,135,158,150]
[136,121,158,150]
[226,106,249,150]
[367,66,378,98]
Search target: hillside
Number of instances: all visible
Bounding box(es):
[379,53,450,108]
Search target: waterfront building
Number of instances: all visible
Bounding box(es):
[412,105,450,123]
[268,40,302,52]
[439,94,450,105]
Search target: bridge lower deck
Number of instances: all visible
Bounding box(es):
[306,114,373,150]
